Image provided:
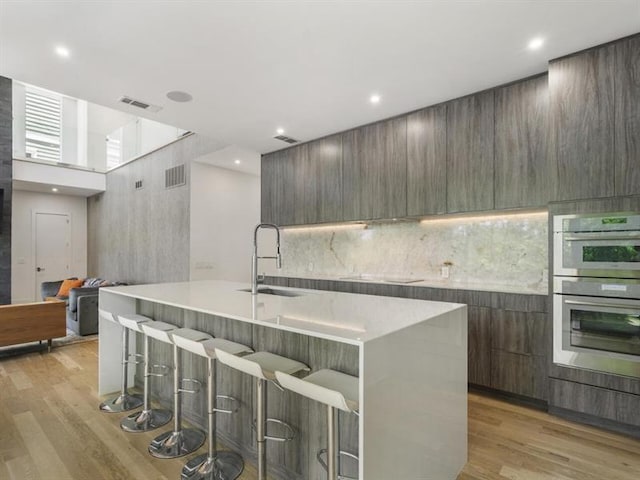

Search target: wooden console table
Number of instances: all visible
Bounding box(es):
[0,301,66,352]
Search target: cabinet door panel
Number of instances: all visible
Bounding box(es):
[468,306,492,387]
[306,135,343,223]
[261,149,296,225]
[491,351,548,400]
[446,91,494,213]
[615,35,640,196]
[549,45,615,200]
[495,75,553,208]
[491,310,547,356]
[407,105,447,215]
[343,117,407,221]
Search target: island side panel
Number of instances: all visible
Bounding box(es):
[308,337,360,480]
[361,306,468,480]
[98,290,138,395]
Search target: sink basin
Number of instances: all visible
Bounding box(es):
[238,287,306,297]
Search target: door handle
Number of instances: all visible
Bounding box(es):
[36,267,45,272]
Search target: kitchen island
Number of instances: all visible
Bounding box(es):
[99,280,467,480]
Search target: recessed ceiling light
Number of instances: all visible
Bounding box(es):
[52,188,58,192]
[370,94,381,104]
[276,127,285,135]
[166,90,193,102]
[234,159,241,165]
[528,37,544,51]
[55,45,70,58]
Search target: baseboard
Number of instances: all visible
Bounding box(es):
[469,383,548,411]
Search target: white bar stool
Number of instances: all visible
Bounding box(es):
[149,328,212,459]
[215,349,310,480]
[120,320,176,432]
[99,312,149,413]
[172,331,254,480]
[275,369,360,480]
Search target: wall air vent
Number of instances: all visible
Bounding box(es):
[134,180,143,190]
[118,95,162,113]
[273,134,299,144]
[165,164,186,189]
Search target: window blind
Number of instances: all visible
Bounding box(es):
[25,90,61,162]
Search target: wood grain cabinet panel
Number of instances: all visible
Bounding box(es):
[614,35,640,196]
[446,91,495,213]
[468,306,492,387]
[549,44,615,200]
[406,105,447,215]
[491,351,548,400]
[261,148,297,225]
[342,117,407,221]
[495,75,554,208]
[305,134,343,223]
[491,310,547,356]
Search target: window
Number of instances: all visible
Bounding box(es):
[25,88,62,162]
[106,129,122,170]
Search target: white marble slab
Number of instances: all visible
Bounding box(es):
[101,280,465,345]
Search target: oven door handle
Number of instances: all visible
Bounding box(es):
[565,299,640,312]
[564,234,640,241]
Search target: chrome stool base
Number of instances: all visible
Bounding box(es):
[181,451,244,480]
[121,408,172,432]
[149,429,206,459]
[99,393,143,413]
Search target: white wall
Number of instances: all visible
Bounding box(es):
[11,190,87,303]
[190,162,261,283]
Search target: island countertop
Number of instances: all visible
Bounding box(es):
[102,279,465,345]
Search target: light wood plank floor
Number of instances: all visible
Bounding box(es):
[1,340,639,480]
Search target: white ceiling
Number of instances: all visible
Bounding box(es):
[1,1,639,155]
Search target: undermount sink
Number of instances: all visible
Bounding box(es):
[238,287,306,297]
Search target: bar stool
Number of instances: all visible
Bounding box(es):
[99,312,148,413]
[120,320,177,432]
[149,328,212,459]
[275,369,360,480]
[215,349,310,480]
[172,330,254,480]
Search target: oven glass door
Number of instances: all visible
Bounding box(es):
[560,232,640,275]
[562,296,640,356]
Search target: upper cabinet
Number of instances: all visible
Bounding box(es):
[614,35,640,196]
[495,75,552,209]
[549,43,616,200]
[446,91,495,213]
[303,134,344,224]
[261,147,295,225]
[407,105,447,215]
[342,117,407,221]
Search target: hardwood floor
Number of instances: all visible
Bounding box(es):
[1,340,639,480]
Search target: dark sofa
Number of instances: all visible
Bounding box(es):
[41,278,123,336]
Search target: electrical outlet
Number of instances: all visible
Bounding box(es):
[441,266,450,278]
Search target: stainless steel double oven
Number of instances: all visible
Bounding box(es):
[553,213,640,377]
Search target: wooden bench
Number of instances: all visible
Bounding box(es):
[0,301,67,352]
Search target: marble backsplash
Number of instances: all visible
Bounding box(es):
[278,211,549,294]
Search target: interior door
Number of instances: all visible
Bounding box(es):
[35,212,71,300]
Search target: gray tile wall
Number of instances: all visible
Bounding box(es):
[87,133,219,285]
[0,76,12,304]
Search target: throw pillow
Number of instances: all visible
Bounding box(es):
[57,278,84,297]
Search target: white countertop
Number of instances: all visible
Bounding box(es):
[269,273,548,295]
[101,280,465,345]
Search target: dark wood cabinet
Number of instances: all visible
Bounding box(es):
[261,147,298,225]
[495,75,553,208]
[446,91,495,213]
[491,310,547,356]
[614,35,640,196]
[406,105,447,215]
[549,44,616,200]
[342,117,407,221]
[304,134,343,224]
[468,306,492,387]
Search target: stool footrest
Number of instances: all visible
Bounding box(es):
[147,364,171,377]
[213,394,239,415]
[178,378,202,394]
[317,448,360,480]
[252,418,296,442]
[125,352,145,366]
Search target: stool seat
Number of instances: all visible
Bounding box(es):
[200,337,253,359]
[170,328,212,351]
[215,350,309,381]
[276,369,359,412]
[118,314,152,332]
[141,321,177,343]
[98,309,117,324]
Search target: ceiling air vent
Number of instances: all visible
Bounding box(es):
[118,95,162,113]
[273,134,299,144]
[165,164,186,189]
